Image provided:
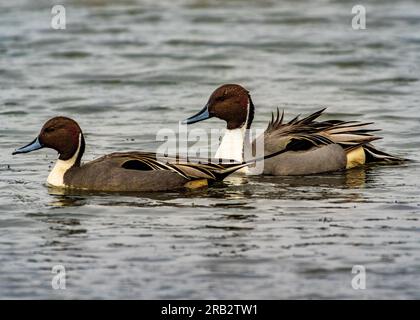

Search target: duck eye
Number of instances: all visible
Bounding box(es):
[216,95,226,102]
[45,127,55,133]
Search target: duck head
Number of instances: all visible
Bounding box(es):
[13,117,85,166]
[182,84,255,164]
[182,84,254,130]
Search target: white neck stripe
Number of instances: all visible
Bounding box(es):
[214,99,251,174]
[47,134,81,187]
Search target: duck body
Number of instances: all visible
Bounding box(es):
[13,117,258,192]
[63,153,188,192]
[182,84,405,176]
[262,144,347,176]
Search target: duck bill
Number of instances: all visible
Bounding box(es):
[12,137,44,155]
[181,104,212,125]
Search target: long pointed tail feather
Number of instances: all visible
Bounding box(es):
[363,144,407,163]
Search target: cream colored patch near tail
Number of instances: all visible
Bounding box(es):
[346,146,366,169]
[184,179,208,189]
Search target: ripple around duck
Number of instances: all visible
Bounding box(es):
[0,110,28,116]
[49,51,92,59]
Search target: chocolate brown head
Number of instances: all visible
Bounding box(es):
[12,117,85,165]
[182,84,254,130]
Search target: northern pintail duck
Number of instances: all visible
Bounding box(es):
[12,116,280,192]
[182,84,405,175]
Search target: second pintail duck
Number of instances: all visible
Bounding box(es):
[182,84,405,175]
[12,117,281,192]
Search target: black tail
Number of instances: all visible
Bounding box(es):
[363,144,408,163]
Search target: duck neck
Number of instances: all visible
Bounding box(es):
[47,134,85,187]
[215,96,254,164]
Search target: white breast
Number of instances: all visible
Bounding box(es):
[214,99,252,174]
[47,134,81,187]
[215,128,245,162]
[214,128,250,174]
